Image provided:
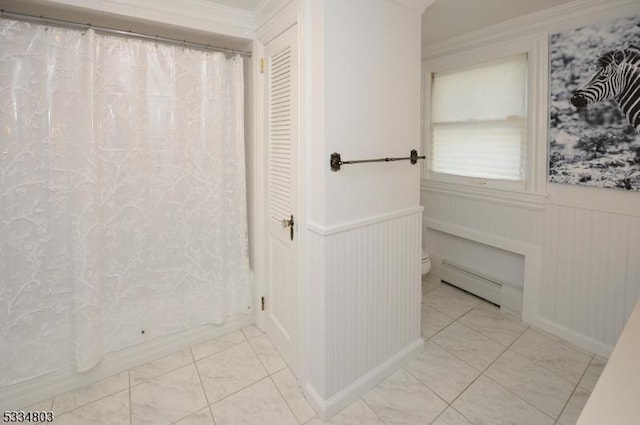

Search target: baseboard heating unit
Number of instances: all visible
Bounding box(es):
[440,260,523,314]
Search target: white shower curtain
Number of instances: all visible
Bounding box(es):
[0,19,250,383]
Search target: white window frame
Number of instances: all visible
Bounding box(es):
[422,33,549,210]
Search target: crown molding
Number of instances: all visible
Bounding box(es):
[422,0,640,59]
[255,0,294,30]
[255,0,297,44]
[35,0,255,40]
[390,0,437,14]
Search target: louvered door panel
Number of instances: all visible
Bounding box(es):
[269,46,293,224]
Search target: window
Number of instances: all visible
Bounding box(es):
[422,33,548,209]
[428,54,528,185]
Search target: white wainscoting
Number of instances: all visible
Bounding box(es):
[422,187,640,357]
[422,190,544,245]
[541,204,640,348]
[305,207,424,418]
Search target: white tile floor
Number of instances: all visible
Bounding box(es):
[23,278,607,425]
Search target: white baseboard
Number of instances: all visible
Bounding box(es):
[530,316,613,359]
[0,314,252,411]
[303,338,424,420]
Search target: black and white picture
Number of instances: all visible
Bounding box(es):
[549,16,640,190]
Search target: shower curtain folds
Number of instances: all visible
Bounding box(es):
[0,19,250,384]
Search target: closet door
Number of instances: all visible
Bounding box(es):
[264,24,299,375]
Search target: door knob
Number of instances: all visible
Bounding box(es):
[281,215,294,241]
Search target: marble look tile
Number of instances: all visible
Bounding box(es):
[431,407,473,425]
[23,398,54,411]
[248,334,287,374]
[212,378,298,425]
[578,355,607,393]
[423,284,483,319]
[485,349,574,417]
[510,329,591,384]
[420,304,454,339]
[131,363,207,425]
[432,322,505,371]
[174,408,215,425]
[362,369,446,425]
[558,388,591,425]
[53,389,129,425]
[458,303,528,346]
[453,376,554,425]
[191,330,246,360]
[242,325,264,340]
[305,399,385,425]
[404,341,480,403]
[530,327,594,357]
[271,368,316,423]
[197,341,267,402]
[422,276,443,296]
[52,371,129,414]
[130,348,193,386]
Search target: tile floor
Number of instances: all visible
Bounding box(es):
[23,277,607,425]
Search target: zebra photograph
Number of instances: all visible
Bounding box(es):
[549,16,640,191]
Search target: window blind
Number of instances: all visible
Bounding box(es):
[430,54,527,181]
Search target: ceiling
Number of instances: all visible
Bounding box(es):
[421,0,576,45]
[208,0,579,47]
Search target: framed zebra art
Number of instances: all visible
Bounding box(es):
[549,16,640,191]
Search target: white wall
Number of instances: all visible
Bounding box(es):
[303,0,427,417]
[421,0,640,356]
[305,0,423,227]
[322,0,422,224]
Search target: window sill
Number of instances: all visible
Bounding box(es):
[421,178,548,211]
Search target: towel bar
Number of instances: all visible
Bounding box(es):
[330,149,425,172]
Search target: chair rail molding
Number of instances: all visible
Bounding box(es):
[307,206,425,236]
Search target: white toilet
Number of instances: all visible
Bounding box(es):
[421,249,431,275]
